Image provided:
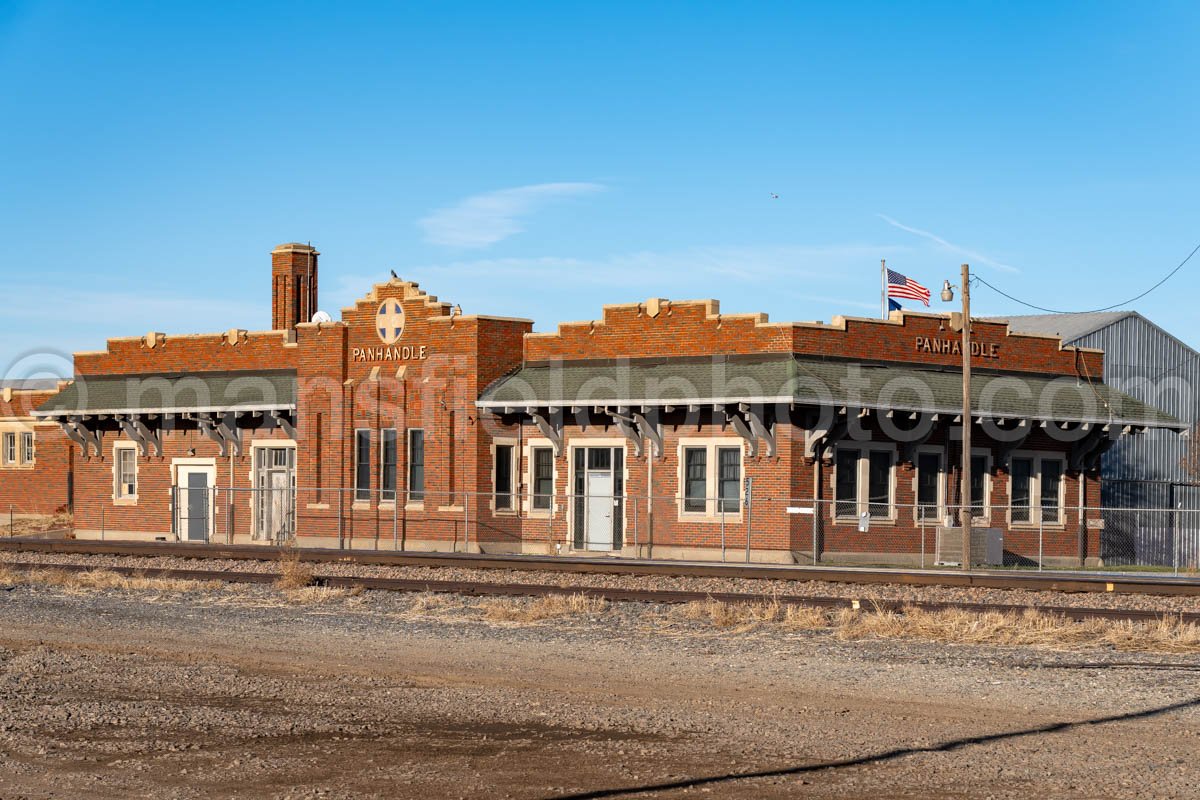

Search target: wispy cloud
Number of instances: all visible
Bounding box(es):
[877,214,1020,273]
[418,182,606,248]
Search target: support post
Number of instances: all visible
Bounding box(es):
[959,263,973,569]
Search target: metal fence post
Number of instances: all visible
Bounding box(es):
[811,499,819,565]
[920,507,926,569]
[633,497,639,555]
[393,494,398,551]
[8,505,12,538]
[744,478,753,563]
[720,502,726,562]
[100,505,105,541]
[1038,508,1044,572]
[338,487,344,550]
[1174,502,1182,575]
[463,493,470,553]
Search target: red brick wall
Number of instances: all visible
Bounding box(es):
[0,389,73,515]
[524,299,1101,378]
[74,332,298,376]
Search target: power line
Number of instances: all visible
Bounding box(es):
[972,240,1200,315]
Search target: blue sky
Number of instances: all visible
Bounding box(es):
[2,1,1199,380]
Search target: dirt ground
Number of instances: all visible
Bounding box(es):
[0,584,1198,799]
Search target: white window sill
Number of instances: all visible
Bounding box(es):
[404,503,425,512]
[306,503,330,510]
[437,505,465,512]
[677,512,744,524]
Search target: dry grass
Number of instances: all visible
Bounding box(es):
[4,512,72,537]
[835,606,1200,654]
[281,585,365,605]
[661,597,1200,654]
[0,565,220,594]
[668,596,828,633]
[274,540,314,590]
[480,592,609,624]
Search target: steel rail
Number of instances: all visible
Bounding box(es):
[2,537,1199,597]
[3,560,1198,626]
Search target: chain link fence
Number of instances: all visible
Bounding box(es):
[72,484,1189,577]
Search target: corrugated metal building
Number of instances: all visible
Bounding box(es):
[996,312,1200,565]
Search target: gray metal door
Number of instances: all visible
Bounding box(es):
[184,472,210,541]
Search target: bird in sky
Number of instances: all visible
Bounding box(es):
[390,269,399,279]
[769,192,779,200]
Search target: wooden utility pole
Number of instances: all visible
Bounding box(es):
[960,263,973,569]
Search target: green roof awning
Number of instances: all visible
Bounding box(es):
[477,356,1182,430]
[33,371,297,418]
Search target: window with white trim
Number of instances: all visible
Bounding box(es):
[113,444,138,501]
[354,429,372,502]
[1,433,14,467]
[407,429,425,504]
[380,428,398,502]
[678,440,743,518]
[494,443,515,511]
[915,450,942,522]
[832,445,896,520]
[531,446,554,511]
[1008,453,1065,525]
[21,432,34,465]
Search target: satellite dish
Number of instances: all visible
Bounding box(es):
[311,310,333,324]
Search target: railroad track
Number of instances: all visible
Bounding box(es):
[2,537,1199,597]
[3,559,1198,626]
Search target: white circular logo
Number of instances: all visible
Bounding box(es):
[376,300,405,345]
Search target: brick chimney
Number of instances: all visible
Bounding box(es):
[271,243,319,330]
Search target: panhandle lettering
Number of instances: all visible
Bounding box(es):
[915,337,999,359]
[352,345,428,362]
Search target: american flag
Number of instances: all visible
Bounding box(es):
[886,268,930,306]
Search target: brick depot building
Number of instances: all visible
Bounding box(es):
[0,243,1181,567]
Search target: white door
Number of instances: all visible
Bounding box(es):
[177,466,213,542]
[585,471,615,551]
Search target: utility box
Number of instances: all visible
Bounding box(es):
[935,527,1003,567]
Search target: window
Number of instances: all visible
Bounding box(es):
[1010,457,1033,523]
[494,443,514,510]
[678,440,743,518]
[833,446,895,520]
[916,451,941,521]
[532,446,554,511]
[407,429,425,503]
[969,454,988,517]
[834,449,858,518]
[380,428,398,502]
[447,411,456,505]
[354,429,372,501]
[717,447,741,513]
[20,432,34,465]
[1007,453,1065,525]
[1,433,14,466]
[867,451,892,517]
[683,447,707,512]
[1041,459,1063,523]
[114,446,137,500]
[314,413,324,502]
